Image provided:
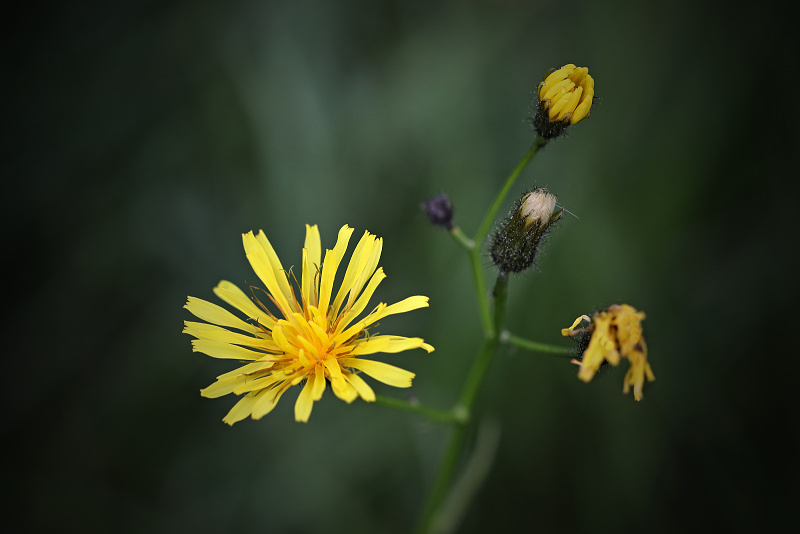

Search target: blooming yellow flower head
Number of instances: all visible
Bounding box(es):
[184,225,434,424]
[561,304,654,401]
[533,63,594,138]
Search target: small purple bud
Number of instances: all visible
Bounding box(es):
[422,194,455,230]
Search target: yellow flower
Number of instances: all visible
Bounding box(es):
[561,304,654,400]
[184,224,434,424]
[533,64,594,138]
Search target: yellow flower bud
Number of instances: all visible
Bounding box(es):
[533,64,595,138]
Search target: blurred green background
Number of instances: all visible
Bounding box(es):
[5,0,798,532]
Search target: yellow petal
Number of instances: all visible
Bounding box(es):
[571,82,593,124]
[340,232,385,314]
[222,393,258,425]
[540,66,572,98]
[543,79,574,103]
[335,268,386,336]
[324,358,344,382]
[542,67,568,87]
[645,365,655,382]
[330,375,358,403]
[335,295,429,344]
[349,335,430,356]
[216,361,274,380]
[242,231,294,316]
[548,88,573,119]
[294,370,322,422]
[556,86,583,120]
[252,384,289,419]
[331,230,378,315]
[348,236,382,309]
[307,320,330,347]
[270,324,296,355]
[311,367,326,400]
[232,374,282,395]
[304,224,322,272]
[317,225,354,318]
[183,321,278,351]
[344,372,376,402]
[201,375,244,398]
[294,335,317,359]
[213,280,275,328]
[301,226,322,309]
[184,297,261,334]
[568,66,588,85]
[339,358,415,388]
[255,230,297,311]
[191,339,267,360]
[301,248,315,312]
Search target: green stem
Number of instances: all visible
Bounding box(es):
[448,226,474,251]
[417,140,546,533]
[474,136,547,246]
[502,331,572,356]
[430,418,501,534]
[469,247,492,337]
[415,407,469,533]
[416,275,509,534]
[459,277,507,411]
[374,395,464,425]
[492,275,509,339]
[449,226,492,337]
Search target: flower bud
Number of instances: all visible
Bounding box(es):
[490,188,563,275]
[422,193,455,230]
[533,64,594,139]
[561,304,655,401]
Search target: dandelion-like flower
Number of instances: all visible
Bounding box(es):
[561,304,654,400]
[533,63,594,138]
[184,224,434,424]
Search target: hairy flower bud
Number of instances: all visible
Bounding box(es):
[533,63,594,139]
[422,193,455,230]
[490,188,563,275]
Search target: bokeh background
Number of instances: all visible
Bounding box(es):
[5,0,798,532]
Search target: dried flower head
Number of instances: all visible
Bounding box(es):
[561,304,654,400]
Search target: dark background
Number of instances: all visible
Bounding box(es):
[4,0,798,532]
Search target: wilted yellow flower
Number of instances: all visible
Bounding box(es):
[561,304,654,400]
[184,225,434,424]
[534,64,594,138]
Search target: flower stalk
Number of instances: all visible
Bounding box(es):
[417,138,553,532]
[417,275,508,534]
[501,331,572,356]
[374,395,465,425]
